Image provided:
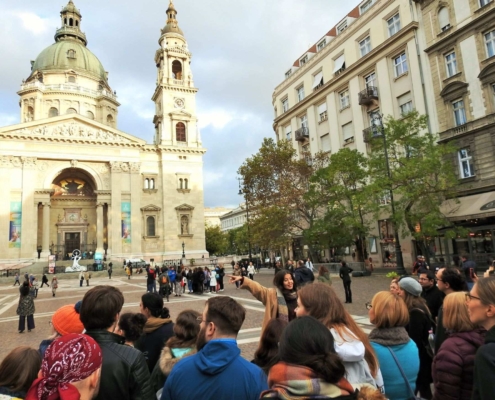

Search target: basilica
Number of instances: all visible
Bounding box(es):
[0,1,207,263]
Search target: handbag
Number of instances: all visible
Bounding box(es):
[387,346,419,400]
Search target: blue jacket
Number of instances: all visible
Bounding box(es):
[371,340,419,400]
[161,339,268,400]
[168,269,176,283]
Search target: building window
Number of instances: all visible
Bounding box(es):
[67,49,76,59]
[453,99,467,126]
[107,114,114,127]
[318,103,328,122]
[282,98,289,112]
[172,60,183,80]
[312,72,324,90]
[393,53,408,77]
[67,108,77,114]
[445,52,457,77]
[300,55,308,66]
[398,93,413,116]
[359,37,372,57]
[379,219,395,240]
[438,7,450,31]
[285,125,292,140]
[176,122,186,142]
[378,191,391,206]
[297,86,305,102]
[480,0,492,7]
[144,178,149,189]
[387,14,401,37]
[360,0,373,14]
[150,178,155,189]
[285,69,292,78]
[147,216,156,236]
[86,111,94,120]
[48,107,59,118]
[337,20,348,35]
[339,89,350,109]
[485,30,495,58]
[333,54,346,75]
[68,76,76,83]
[342,122,354,143]
[300,115,308,129]
[458,148,475,178]
[365,72,376,88]
[317,39,327,51]
[320,133,331,153]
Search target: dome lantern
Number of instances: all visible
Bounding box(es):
[161,1,184,36]
[56,1,86,45]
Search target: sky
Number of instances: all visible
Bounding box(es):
[0,0,361,208]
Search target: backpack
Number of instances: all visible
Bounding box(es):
[160,274,168,285]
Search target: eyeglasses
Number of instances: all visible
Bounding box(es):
[196,316,207,323]
[465,293,482,302]
[365,302,372,310]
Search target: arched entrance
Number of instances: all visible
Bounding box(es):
[48,168,101,260]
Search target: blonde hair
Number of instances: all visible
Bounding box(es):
[443,292,475,332]
[477,276,495,306]
[371,291,409,328]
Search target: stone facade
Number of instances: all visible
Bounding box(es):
[0,1,207,263]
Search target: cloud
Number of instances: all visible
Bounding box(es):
[16,12,51,35]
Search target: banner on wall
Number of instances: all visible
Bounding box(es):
[9,201,22,248]
[48,255,56,274]
[121,202,131,244]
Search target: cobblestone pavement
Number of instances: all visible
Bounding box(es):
[0,269,391,362]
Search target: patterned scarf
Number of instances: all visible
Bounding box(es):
[26,334,102,400]
[261,362,355,399]
[276,288,290,322]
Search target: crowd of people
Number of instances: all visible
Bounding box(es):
[2,258,495,399]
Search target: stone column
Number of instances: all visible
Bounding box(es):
[110,162,122,256]
[96,202,104,254]
[130,162,142,255]
[106,203,112,256]
[0,157,12,257]
[42,202,50,256]
[20,157,37,259]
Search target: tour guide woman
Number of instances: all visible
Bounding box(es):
[230,269,297,333]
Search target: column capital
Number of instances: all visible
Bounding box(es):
[21,156,37,169]
[96,202,105,208]
[109,161,122,172]
[42,202,51,207]
[129,162,141,174]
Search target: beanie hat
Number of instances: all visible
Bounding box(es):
[52,301,84,336]
[399,277,422,297]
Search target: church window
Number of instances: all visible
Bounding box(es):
[150,178,155,189]
[107,114,114,127]
[64,18,67,25]
[176,122,186,142]
[86,111,94,120]
[67,50,76,59]
[75,20,79,27]
[68,76,76,83]
[147,216,156,236]
[179,178,183,189]
[144,178,149,189]
[26,106,34,122]
[184,179,188,189]
[98,84,103,91]
[67,108,77,114]
[49,107,59,118]
[172,60,183,79]
[69,18,73,26]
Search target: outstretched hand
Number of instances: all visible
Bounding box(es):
[229,275,242,284]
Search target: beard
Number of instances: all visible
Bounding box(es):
[196,325,208,351]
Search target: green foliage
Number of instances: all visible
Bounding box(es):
[205,224,228,255]
[227,224,249,255]
[386,271,399,279]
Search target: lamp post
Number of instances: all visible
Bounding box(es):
[370,112,406,275]
[182,241,185,258]
[238,178,252,262]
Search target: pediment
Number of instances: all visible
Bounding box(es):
[0,114,147,147]
[478,62,495,83]
[175,203,195,211]
[439,81,468,101]
[141,204,162,212]
[169,110,192,118]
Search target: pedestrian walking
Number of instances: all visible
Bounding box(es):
[339,261,353,303]
[126,265,131,279]
[216,264,225,291]
[51,276,58,297]
[108,263,113,279]
[32,277,39,298]
[305,257,314,272]
[84,271,90,286]
[40,273,49,288]
[247,262,255,280]
[17,282,35,333]
[13,272,20,286]
[79,271,84,287]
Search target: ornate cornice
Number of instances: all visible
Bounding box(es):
[175,203,194,211]
[141,204,162,212]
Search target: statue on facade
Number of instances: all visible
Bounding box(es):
[181,216,189,235]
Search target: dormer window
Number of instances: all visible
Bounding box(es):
[337,20,348,35]
[317,39,327,51]
[360,0,373,14]
[285,69,292,78]
[67,49,76,59]
[300,55,308,66]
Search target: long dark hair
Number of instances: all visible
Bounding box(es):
[0,346,41,393]
[278,316,345,383]
[166,310,201,348]
[141,293,169,318]
[273,270,297,293]
[253,318,288,373]
[20,282,30,297]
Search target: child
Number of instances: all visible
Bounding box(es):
[209,273,217,293]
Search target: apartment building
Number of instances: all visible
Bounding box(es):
[272,0,436,267]
[419,0,495,267]
[220,204,248,232]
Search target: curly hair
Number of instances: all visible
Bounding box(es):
[118,313,147,342]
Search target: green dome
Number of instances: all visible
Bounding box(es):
[31,40,107,82]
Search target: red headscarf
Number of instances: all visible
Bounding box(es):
[26,333,102,400]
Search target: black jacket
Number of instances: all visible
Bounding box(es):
[85,330,154,400]
[294,267,314,286]
[472,325,495,400]
[134,320,175,372]
[339,266,353,283]
[421,285,445,320]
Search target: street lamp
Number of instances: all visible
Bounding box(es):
[370,112,406,275]
[238,178,252,261]
[182,241,185,258]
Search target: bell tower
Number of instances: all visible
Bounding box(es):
[152,1,201,148]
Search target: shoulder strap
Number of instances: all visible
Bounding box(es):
[386,346,417,399]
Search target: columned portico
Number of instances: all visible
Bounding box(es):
[96,202,104,254]
[110,162,122,256]
[42,202,51,256]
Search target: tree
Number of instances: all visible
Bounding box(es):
[238,138,327,260]
[367,111,463,259]
[307,147,379,261]
[226,225,249,255]
[205,224,228,255]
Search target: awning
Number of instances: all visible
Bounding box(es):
[333,55,345,73]
[312,72,323,88]
[440,191,495,221]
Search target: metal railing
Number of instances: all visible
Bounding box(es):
[295,127,310,141]
[358,86,379,106]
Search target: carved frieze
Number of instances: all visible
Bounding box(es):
[129,162,141,173]
[21,156,37,168]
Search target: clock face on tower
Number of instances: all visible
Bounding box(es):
[174,98,185,109]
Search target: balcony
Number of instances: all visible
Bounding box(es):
[358,86,379,106]
[295,127,309,142]
[363,126,382,143]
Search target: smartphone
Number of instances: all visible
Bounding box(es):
[469,268,475,278]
